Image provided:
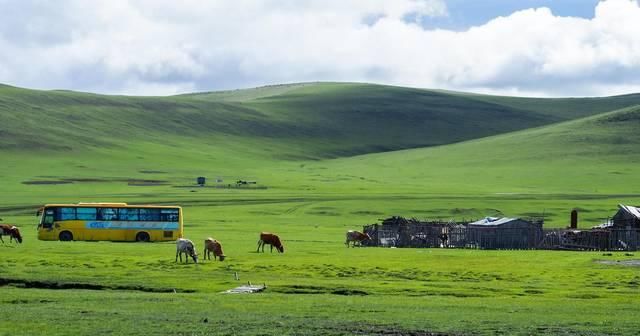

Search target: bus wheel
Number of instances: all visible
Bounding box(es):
[59,231,73,241]
[135,232,150,242]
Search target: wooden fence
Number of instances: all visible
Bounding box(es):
[363,222,639,251]
[539,229,640,251]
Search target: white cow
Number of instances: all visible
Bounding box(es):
[176,238,198,264]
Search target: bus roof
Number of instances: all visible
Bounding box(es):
[43,203,182,209]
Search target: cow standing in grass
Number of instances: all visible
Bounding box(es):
[204,238,225,261]
[176,238,198,264]
[0,224,23,244]
[257,232,284,253]
[345,230,370,247]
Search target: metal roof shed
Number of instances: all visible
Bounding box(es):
[467,217,542,249]
[612,204,640,229]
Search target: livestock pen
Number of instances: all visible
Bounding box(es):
[539,228,640,251]
[363,216,639,251]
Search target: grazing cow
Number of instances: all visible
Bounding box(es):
[175,238,198,264]
[257,232,284,253]
[0,224,23,244]
[345,230,370,247]
[203,238,225,261]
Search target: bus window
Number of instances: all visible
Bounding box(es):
[77,207,97,220]
[58,207,76,220]
[160,209,179,222]
[119,208,139,221]
[97,208,118,221]
[139,208,160,221]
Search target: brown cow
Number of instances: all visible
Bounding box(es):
[257,232,284,253]
[203,238,225,261]
[0,224,23,244]
[345,230,370,247]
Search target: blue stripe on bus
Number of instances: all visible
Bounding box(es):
[85,222,179,230]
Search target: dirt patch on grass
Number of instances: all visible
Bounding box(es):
[307,210,341,216]
[596,259,640,267]
[138,170,168,174]
[273,284,368,296]
[566,293,602,299]
[0,277,195,293]
[523,289,545,295]
[331,288,369,296]
[351,210,384,216]
[127,180,169,186]
[67,178,113,182]
[172,185,268,189]
[329,323,458,336]
[6,299,56,304]
[22,180,73,185]
[22,177,169,186]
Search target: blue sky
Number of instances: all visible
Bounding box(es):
[0,0,639,97]
[427,0,601,29]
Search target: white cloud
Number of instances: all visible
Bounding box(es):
[0,0,639,96]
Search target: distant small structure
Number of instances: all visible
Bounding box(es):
[236,180,257,187]
[197,177,206,186]
[570,209,578,229]
[611,204,640,229]
[466,217,543,249]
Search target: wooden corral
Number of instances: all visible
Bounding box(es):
[363,216,455,248]
[363,212,639,251]
[363,216,543,250]
[539,228,640,251]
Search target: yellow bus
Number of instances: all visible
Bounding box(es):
[37,203,183,242]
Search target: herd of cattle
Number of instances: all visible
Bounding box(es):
[176,230,370,264]
[1,221,371,264]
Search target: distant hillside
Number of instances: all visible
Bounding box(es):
[438,104,640,163]
[2,82,640,159]
[320,104,640,194]
[457,91,640,120]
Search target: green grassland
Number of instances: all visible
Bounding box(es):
[1,83,640,335]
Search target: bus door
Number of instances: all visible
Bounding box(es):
[40,208,55,230]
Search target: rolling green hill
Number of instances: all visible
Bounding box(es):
[451,90,640,120]
[316,103,640,191]
[3,82,640,159]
